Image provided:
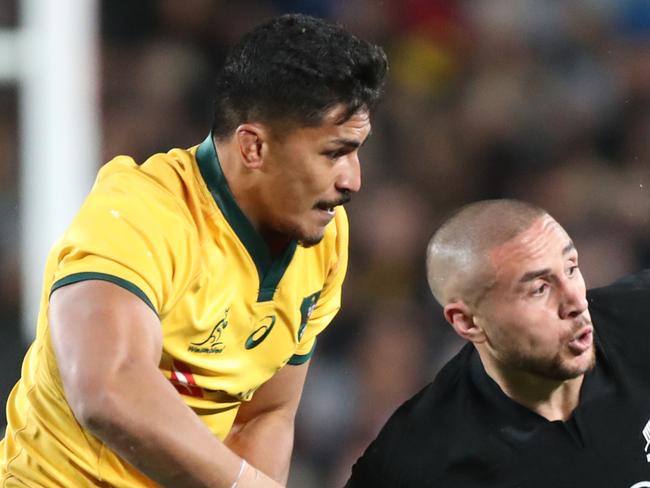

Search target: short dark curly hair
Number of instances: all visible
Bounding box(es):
[211,13,388,139]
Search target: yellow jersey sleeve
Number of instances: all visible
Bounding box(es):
[50,157,199,315]
[292,208,349,359]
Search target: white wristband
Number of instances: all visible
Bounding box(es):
[231,459,247,488]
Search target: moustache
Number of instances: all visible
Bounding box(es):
[315,191,352,210]
[569,314,593,335]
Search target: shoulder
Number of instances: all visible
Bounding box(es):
[386,344,475,435]
[139,146,202,197]
[62,148,204,287]
[588,270,650,359]
[99,146,198,195]
[348,345,476,485]
[589,269,650,296]
[588,270,650,319]
[92,148,203,230]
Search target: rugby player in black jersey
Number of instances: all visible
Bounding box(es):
[347,199,650,488]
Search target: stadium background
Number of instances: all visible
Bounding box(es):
[0,0,648,486]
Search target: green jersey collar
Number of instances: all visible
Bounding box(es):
[196,134,297,302]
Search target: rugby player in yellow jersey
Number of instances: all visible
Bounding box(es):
[0,14,387,488]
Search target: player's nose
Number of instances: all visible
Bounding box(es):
[336,153,361,193]
[559,280,588,320]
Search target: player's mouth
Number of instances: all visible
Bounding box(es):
[315,205,336,216]
[314,194,351,218]
[568,325,593,355]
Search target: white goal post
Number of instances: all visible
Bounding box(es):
[2,0,100,340]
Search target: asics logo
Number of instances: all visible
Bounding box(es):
[245,315,276,349]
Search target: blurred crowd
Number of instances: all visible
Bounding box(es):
[0,0,648,486]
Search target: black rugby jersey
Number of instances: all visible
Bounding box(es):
[346,270,650,488]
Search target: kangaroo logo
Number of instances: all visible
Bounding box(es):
[188,308,230,354]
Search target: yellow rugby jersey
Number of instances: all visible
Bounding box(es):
[0,135,348,487]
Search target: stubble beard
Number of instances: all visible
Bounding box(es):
[296,228,325,248]
[504,342,597,381]
[268,221,325,249]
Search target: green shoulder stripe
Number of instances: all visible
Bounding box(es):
[51,272,158,316]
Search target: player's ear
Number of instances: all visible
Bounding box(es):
[235,124,266,169]
[443,300,486,344]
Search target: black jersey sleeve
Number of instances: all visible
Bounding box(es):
[345,347,474,488]
[344,441,392,487]
[344,391,420,487]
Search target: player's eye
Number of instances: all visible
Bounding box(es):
[567,265,579,277]
[323,149,346,160]
[531,283,548,296]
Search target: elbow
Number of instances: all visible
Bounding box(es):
[74,397,118,434]
[63,371,123,433]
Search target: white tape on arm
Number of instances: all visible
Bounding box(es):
[230,459,248,488]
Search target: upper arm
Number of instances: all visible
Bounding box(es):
[49,280,162,419]
[47,165,198,415]
[233,360,310,425]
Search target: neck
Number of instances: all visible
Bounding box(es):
[259,228,292,256]
[214,137,264,228]
[478,350,585,421]
[213,138,290,256]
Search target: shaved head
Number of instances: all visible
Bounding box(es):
[426,199,547,307]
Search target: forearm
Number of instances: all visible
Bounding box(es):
[74,364,280,488]
[225,410,296,484]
